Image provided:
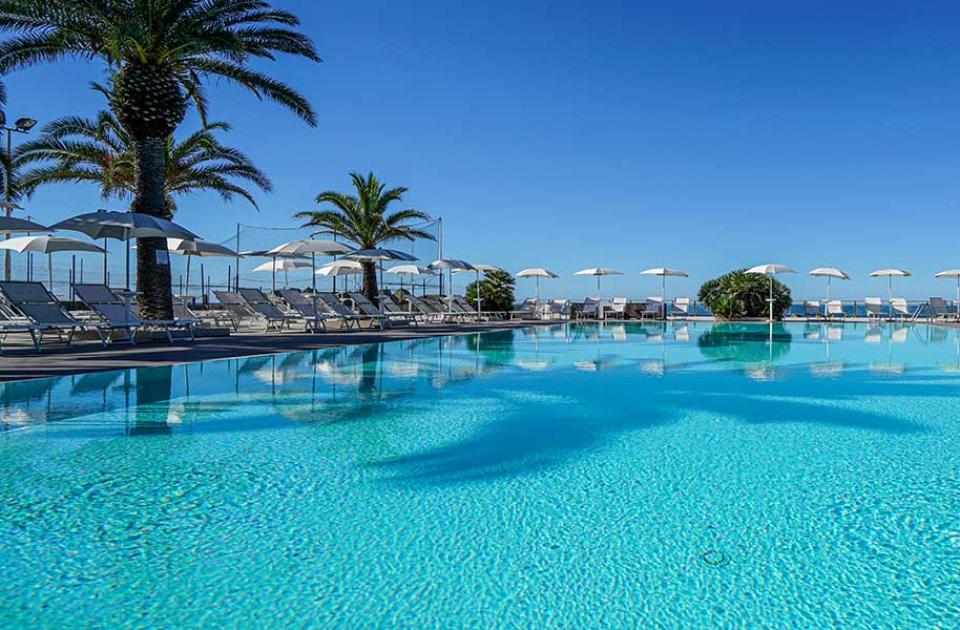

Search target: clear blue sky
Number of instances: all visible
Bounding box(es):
[5,0,960,299]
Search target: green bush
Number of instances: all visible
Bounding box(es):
[466,270,515,312]
[698,269,792,320]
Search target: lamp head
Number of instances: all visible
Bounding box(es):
[14,117,36,132]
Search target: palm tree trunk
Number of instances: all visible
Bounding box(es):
[131,137,173,320]
[362,261,379,306]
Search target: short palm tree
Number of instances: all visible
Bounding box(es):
[17,110,271,211]
[295,172,434,304]
[0,0,319,318]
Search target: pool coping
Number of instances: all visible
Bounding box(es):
[0,320,560,382]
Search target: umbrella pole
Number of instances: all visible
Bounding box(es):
[125,239,130,291]
[312,253,318,330]
[826,276,831,302]
[769,276,774,322]
[661,274,666,319]
[103,238,108,285]
[536,276,540,303]
[476,270,481,314]
[184,255,191,304]
[271,256,277,294]
[47,253,52,292]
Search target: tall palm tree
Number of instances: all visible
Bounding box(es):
[16,111,272,211]
[295,172,434,304]
[0,0,319,318]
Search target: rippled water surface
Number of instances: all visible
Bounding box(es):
[2,322,959,627]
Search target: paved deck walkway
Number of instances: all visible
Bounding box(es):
[0,321,554,382]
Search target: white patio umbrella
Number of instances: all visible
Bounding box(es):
[516,268,558,303]
[809,267,850,302]
[345,248,418,316]
[574,267,623,299]
[386,264,436,296]
[50,209,199,290]
[640,267,689,314]
[166,238,238,303]
[746,263,796,322]
[934,269,960,319]
[429,258,478,313]
[869,268,910,301]
[454,263,503,313]
[253,258,312,291]
[0,235,104,290]
[316,259,364,291]
[266,238,353,309]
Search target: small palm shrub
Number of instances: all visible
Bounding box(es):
[698,269,791,320]
[466,270,515,312]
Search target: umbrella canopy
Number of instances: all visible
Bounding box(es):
[0,235,105,289]
[575,267,623,276]
[935,269,960,319]
[265,239,352,256]
[575,267,623,299]
[428,258,476,271]
[254,259,313,273]
[316,259,364,276]
[254,258,312,291]
[264,239,353,303]
[166,239,237,301]
[640,267,688,278]
[517,268,559,279]
[746,263,795,275]
[0,235,104,255]
[386,264,436,276]
[387,264,437,297]
[746,263,795,322]
[809,267,850,280]
[0,216,50,234]
[167,238,237,257]
[345,248,417,262]
[240,249,309,259]
[50,210,199,290]
[50,210,198,241]
[869,268,910,300]
[809,267,850,301]
[517,268,558,302]
[640,267,689,308]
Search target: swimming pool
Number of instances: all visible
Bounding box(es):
[1,322,958,627]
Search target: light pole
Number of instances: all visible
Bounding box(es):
[0,113,37,280]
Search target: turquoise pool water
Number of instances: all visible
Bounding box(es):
[1,322,959,627]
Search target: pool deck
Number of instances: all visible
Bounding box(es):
[0,321,556,382]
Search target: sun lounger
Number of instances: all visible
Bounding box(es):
[578,297,601,320]
[670,297,690,319]
[544,299,570,320]
[0,280,106,352]
[174,296,233,329]
[511,298,541,320]
[422,295,464,323]
[314,292,373,329]
[607,297,628,320]
[890,298,910,321]
[803,300,821,320]
[347,291,416,327]
[237,288,305,331]
[640,298,664,321]
[825,300,845,320]
[864,297,884,320]
[213,291,257,330]
[928,297,950,320]
[74,284,195,343]
[275,289,337,331]
[453,295,503,320]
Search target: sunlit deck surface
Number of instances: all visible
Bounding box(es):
[0,320,554,382]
